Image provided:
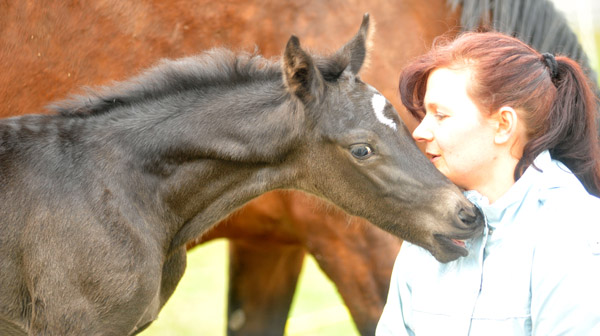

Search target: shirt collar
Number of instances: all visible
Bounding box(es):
[464,150,553,226]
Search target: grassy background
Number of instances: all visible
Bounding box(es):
[140,239,359,335]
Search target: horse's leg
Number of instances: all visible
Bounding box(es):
[191,190,398,335]
[189,191,306,335]
[285,193,401,336]
[227,239,305,336]
[308,221,400,336]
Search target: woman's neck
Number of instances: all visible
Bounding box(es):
[472,152,521,204]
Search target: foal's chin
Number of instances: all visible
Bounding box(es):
[430,234,471,263]
[429,218,485,263]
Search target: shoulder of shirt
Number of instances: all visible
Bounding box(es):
[532,154,600,251]
[535,155,599,212]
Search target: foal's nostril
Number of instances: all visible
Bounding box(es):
[458,205,485,228]
[458,207,477,225]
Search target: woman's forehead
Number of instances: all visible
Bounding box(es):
[425,68,473,108]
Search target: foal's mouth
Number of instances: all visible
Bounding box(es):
[451,239,466,248]
[433,234,471,259]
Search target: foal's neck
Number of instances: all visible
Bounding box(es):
[87,79,305,250]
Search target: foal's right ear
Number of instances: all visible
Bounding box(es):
[333,13,373,76]
[282,35,325,104]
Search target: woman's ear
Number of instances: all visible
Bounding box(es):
[493,106,519,145]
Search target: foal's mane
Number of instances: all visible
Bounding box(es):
[52,47,350,118]
[51,49,282,117]
[447,0,594,77]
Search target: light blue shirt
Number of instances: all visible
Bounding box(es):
[376,151,600,335]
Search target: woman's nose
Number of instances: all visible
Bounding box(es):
[412,118,433,142]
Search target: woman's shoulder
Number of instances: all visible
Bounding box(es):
[535,154,600,214]
[526,155,600,252]
[536,181,598,230]
[534,179,600,258]
[537,172,599,222]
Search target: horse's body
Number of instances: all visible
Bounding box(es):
[0,1,593,335]
[0,16,484,335]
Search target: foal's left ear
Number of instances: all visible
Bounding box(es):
[282,35,325,104]
[334,13,373,75]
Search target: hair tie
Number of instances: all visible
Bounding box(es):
[541,52,558,80]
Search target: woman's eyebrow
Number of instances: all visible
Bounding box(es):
[424,102,436,110]
[425,102,443,112]
[426,101,452,112]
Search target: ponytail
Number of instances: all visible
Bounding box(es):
[517,57,600,197]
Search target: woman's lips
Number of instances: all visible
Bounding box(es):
[428,153,441,163]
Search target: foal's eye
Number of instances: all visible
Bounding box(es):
[350,144,374,159]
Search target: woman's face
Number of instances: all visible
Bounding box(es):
[412,67,498,191]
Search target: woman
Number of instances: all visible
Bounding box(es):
[376,32,600,335]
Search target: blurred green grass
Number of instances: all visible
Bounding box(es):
[140,239,360,335]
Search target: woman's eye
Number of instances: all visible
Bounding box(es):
[350,144,374,159]
[434,111,448,120]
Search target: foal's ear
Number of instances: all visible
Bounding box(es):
[335,13,373,75]
[282,35,325,104]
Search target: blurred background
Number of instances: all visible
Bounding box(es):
[552,0,599,79]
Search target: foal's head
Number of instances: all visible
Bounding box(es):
[282,14,484,262]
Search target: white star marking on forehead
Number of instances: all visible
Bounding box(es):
[371,93,397,131]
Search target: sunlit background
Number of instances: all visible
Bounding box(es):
[141,1,599,335]
[552,0,599,80]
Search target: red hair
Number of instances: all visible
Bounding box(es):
[400,32,600,196]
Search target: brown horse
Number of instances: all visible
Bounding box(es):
[0,0,591,335]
